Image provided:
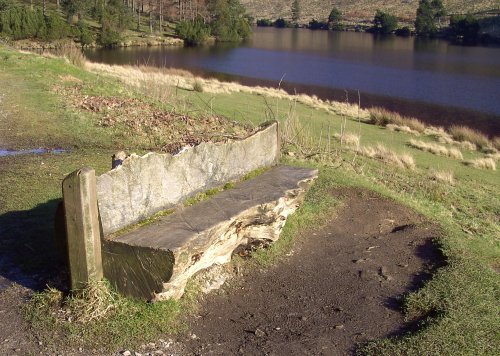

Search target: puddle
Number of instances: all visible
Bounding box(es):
[0,148,67,157]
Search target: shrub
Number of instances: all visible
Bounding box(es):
[175,17,210,46]
[45,12,70,41]
[77,23,95,46]
[395,26,412,36]
[372,10,398,34]
[449,14,479,42]
[256,19,273,27]
[274,18,289,28]
[308,19,328,30]
[99,27,121,47]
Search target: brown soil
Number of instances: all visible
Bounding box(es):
[176,188,442,355]
[0,188,441,355]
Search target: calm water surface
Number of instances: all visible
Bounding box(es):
[84,28,500,134]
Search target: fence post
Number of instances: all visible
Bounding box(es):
[62,167,103,290]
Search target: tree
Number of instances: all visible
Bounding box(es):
[291,0,300,24]
[328,7,342,30]
[372,10,398,34]
[208,0,251,42]
[98,0,132,47]
[415,0,447,36]
[61,0,90,23]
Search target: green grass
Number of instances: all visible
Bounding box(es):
[0,46,499,354]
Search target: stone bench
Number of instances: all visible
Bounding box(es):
[61,122,318,300]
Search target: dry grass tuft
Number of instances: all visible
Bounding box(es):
[464,158,496,170]
[333,132,360,148]
[63,280,119,324]
[368,107,425,133]
[493,137,500,151]
[85,62,371,120]
[429,169,455,185]
[356,144,415,170]
[408,139,463,160]
[449,125,491,151]
[193,79,204,92]
[485,152,500,161]
[386,124,421,136]
[52,46,86,68]
[280,108,317,156]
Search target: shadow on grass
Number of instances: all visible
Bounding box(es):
[0,199,68,292]
[382,237,445,336]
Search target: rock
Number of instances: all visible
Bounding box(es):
[121,351,131,356]
[379,266,393,281]
[102,165,318,300]
[97,122,280,236]
[254,328,266,337]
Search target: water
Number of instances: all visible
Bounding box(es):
[0,148,66,157]
[84,28,500,135]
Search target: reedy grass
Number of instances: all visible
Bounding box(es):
[356,143,416,170]
[464,157,497,170]
[428,169,455,185]
[449,125,493,151]
[408,139,463,160]
[368,107,426,133]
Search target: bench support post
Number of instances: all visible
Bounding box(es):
[62,168,103,290]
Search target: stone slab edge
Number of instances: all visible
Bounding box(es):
[96,121,280,236]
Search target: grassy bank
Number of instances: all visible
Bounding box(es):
[0,46,499,354]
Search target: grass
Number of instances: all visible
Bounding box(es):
[25,280,184,350]
[0,47,499,354]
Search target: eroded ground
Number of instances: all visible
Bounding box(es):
[0,188,442,355]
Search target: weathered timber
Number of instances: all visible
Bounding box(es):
[103,165,318,300]
[62,168,103,290]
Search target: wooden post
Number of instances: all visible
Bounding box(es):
[62,168,103,290]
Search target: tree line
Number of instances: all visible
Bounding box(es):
[0,0,251,46]
[256,0,490,43]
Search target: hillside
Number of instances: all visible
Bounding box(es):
[241,0,500,24]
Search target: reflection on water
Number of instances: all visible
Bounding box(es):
[84,28,500,135]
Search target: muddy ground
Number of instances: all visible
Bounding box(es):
[0,188,441,355]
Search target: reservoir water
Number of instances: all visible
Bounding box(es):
[84,28,500,135]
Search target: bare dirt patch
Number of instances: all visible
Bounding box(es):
[0,188,442,355]
[177,188,442,355]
